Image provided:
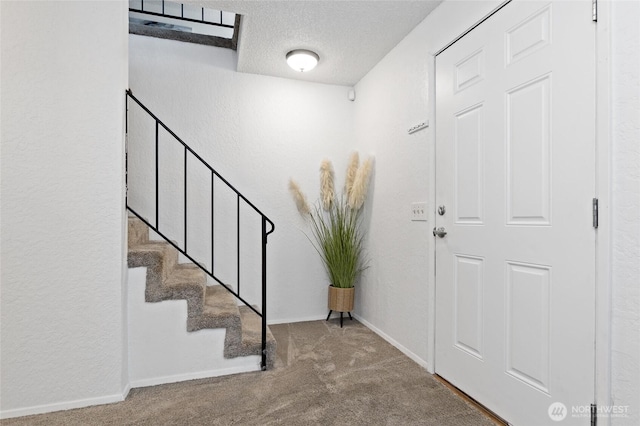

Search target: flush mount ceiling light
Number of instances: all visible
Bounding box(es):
[286,49,319,72]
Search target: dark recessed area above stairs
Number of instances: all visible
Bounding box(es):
[129,20,239,50]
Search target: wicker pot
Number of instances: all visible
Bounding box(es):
[328,286,355,312]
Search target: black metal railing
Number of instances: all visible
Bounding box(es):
[129,0,235,29]
[125,89,274,370]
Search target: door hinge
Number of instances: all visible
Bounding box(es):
[591,403,597,426]
[592,0,598,21]
[592,198,599,229]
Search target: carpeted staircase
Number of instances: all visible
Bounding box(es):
[127,215,276,369]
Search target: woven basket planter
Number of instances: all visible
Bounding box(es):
[328,286,354,312]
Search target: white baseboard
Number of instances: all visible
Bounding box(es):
[121,382,131,400]
[268,311,352,325]
[268,314,328,325]
[0,391,127,420]
[129,363,261,389]
[352,313,430,371]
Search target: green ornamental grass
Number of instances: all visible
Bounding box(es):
[308,198,366,288]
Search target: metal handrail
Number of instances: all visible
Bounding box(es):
[130,0,235,29]
[125,89,274,370]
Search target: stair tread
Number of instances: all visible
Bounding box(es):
[239,305,276,346]
[203,285,240,318]
[128,216,149,246]
[187,285,241,332]
[223,306,276,368]
[128,241,170,253]
[128,240,178,280]
[166,265,206,286]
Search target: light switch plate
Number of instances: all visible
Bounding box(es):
[411,202,428,221]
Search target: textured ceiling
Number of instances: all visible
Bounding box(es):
[186,1,442,86]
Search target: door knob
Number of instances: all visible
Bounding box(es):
[433,227,447,238]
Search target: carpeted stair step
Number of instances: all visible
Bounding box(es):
[128,241,179,302]
[222,305,276,369]
[128,215,150,247]
[165,264,207,319]
[188,285,241,334]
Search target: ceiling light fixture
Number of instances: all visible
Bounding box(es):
[286,49,319,72]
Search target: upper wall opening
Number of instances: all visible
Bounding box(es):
[129,0,241,50]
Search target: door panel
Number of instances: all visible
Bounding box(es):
[454,254,485,359]
[455,104,485,224]
[505,261,551,393]
[435,1,596,424]
[506,74,552,225]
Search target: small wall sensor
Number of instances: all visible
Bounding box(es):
[348,89,356,102]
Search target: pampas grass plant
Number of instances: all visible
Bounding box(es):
[289,153,373,289]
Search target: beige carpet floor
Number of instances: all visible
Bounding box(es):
[2,319,496,425]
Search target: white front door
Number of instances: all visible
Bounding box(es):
[434,1,596,424]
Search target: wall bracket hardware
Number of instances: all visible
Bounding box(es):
[408,121,429,134]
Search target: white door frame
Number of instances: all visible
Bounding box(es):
[425,1,612,422]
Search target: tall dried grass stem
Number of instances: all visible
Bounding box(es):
[344,152,359,200]
[320,159,335,211]
[348,157,373,210]
[288,179,311,215]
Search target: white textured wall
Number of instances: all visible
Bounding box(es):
[0,0,128,418]
[352,0,503,367]
[129,35,354,323]
[611,0,640,423]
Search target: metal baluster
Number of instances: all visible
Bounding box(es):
[261,216,267,370]
[184,146,188,252]
[237,194,240,296]
[155,120,159,229]
[211,172,216,275]
[125,93,129,208]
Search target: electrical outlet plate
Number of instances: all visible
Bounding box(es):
[411,202,428,221]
